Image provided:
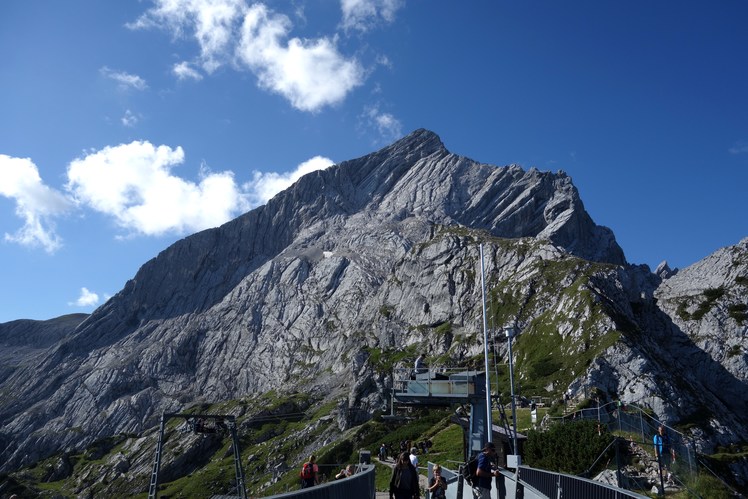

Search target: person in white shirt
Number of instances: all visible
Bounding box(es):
[409,447,419,468]
[414,353,427,375]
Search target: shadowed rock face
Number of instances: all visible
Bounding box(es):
[0,130,745,484]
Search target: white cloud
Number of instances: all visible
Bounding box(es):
[362,104,402,144]
[100,66,148,91]
[130,1,364,112]
[173,61,203,81]
[0,155,73,253]
[130,0,246,74]
[70,287,100,308]
[2,146,337,252]
[66,141,251,237]
[237,4,365,112]
[245,155,334,205]
[121,109,139,127]
[340,0,403,32]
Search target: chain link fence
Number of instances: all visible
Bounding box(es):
[544,400,743,496]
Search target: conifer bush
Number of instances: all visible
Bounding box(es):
[523,420,613,475]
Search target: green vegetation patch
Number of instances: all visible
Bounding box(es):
[524,420,613,475]
[727,303,747,324]
[678,287,726,321]
[365,344,419,374]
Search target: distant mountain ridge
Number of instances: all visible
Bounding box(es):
[0,130,746,489]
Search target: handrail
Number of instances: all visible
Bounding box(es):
[262,463,376,499]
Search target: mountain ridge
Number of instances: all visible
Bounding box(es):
[0,130,745,489]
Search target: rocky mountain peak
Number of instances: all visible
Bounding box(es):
[1,131,745,492]
[655,260,678,279]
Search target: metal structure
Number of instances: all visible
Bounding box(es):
[504,324,520,460]
[148,412,247,499]
[261,463,376,499]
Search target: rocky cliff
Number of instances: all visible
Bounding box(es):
[0,130,745,489]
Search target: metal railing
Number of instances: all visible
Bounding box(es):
[518,466,649,499]
[262,463,375,499]
[548,402,697,478]
[392,367,481,398]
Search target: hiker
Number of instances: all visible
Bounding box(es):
[409,446,419,468]
[427,463,448,499]
[335,464,355,479]
[654,425,676,473]
[473,442,503,499]
[299,454,319,488]
[379,442,388,461]
[389,452,420,499]
[414,353,427,376]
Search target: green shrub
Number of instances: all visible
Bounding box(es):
[682,472,733,498]
[523,420,613,475]
[703,287,725,300]
[727,303,747,323]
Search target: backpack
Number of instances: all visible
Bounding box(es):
[300,462,314,480]
[461,458,478,486]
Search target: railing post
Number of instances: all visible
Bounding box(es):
[615,437,623,489]
[456,464,464,499]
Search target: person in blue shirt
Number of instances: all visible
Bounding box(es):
[473,442,502,499]
[653,425,676,474]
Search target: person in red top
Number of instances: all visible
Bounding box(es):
[300,454,319,488]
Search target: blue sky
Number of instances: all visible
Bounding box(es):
[1,1,747,323]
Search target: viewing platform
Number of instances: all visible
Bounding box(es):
[391,368,486,406]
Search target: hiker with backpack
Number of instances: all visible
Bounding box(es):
[389,451,420,499]
[299,454,319,488]
[472,442,503,499]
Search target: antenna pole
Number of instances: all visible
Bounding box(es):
[480,244,493,443]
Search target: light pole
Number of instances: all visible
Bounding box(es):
[504,324,519,463]
[479,244,493,444]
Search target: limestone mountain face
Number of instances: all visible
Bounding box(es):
[652,238,748,438]
[0,314,87,383]
[0,130,745,489]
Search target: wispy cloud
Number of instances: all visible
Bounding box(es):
[121,109,139,127]
[128,0,245,74]
[100,66,148,91]
[245,155,334,205]
[128,0,365,112]
[361,104,402,144]
[173,61,203,81]
[340,0,403,33]
[69,287,100,308]
[0,155,73,253]
[728,141,748,155]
